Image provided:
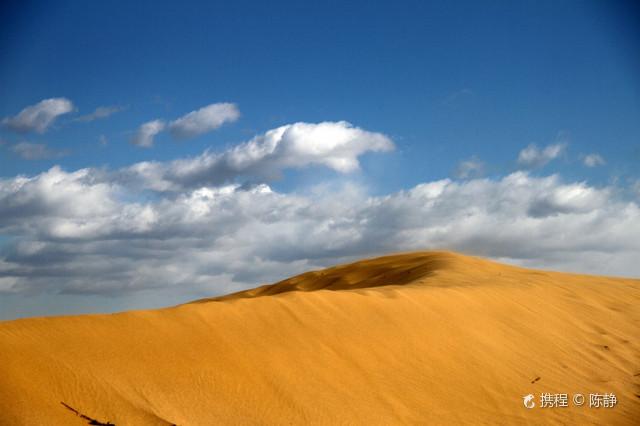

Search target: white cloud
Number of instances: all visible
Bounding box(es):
[583,153,605,167]
[455,157,484,178]
[131,119,165,147]
[169,103,240,139]
[0,165,639,298]
[517,143,566,168]
[10,142,68,160]
[74,105,123,122]
[2,98,74,133]
[124,121,394,190]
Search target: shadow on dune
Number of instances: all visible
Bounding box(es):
[190,251,464,303]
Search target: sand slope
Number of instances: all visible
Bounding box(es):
[0,251,639,425]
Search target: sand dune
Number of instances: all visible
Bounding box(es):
[1,251,639,425]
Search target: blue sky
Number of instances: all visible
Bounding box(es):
[0,0,639,319]
[2,0,638,186]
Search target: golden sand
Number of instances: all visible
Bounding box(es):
[0,251,639,425]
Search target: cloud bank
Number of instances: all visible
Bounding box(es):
[0,165,638,297]
[2,98,74,133]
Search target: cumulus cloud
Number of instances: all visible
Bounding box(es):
[124,121,394,191]
[517,143,566,168]
[131,119,165,147]
[454,157,484,178]
[11,142,68,160]
[169,103,240,139]
[2,98,74,133]
[74,105,123,122]
[0,165,639,298]
[583,153,605,167]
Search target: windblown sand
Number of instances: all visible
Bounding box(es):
[1,251,639,425]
